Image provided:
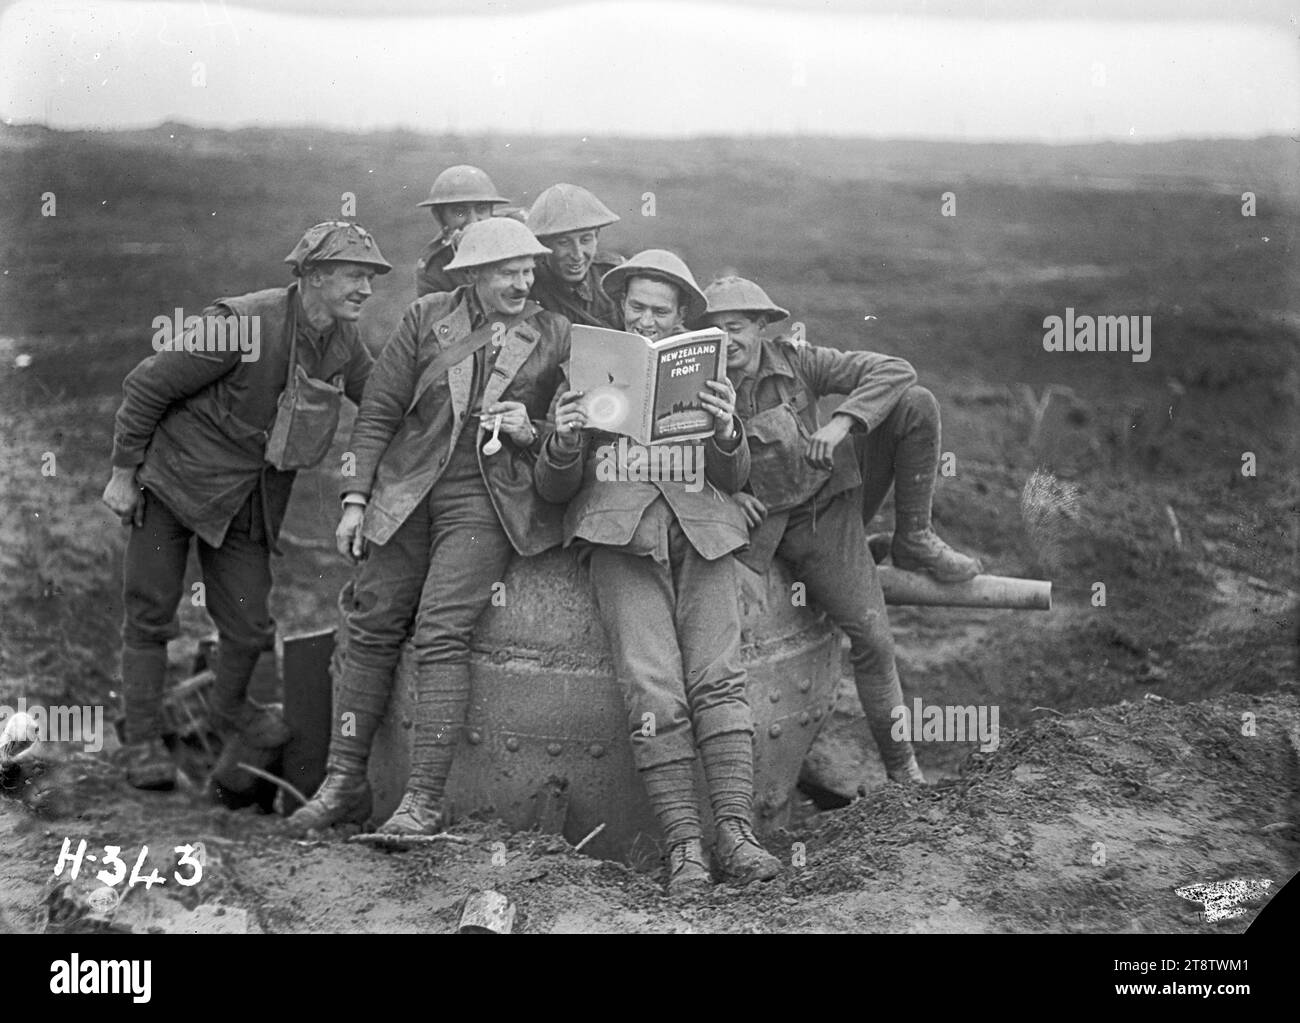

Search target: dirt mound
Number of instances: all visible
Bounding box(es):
[2,692,1293,934]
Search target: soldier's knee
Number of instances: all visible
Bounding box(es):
[902,384,940,422]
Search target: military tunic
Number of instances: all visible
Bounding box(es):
[535,372,755,770]
[528,252,624,330]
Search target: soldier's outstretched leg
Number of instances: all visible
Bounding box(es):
[859,384,982,582]
[779,493,926,784]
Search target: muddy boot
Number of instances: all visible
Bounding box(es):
[883,749,928,786]
[285,768,371,835]
[714,817,781,885]
[666,839,712,896]
[120,737,176,791]
[210,645,290,749]
[891,528,983,583]
[376,789,443,837]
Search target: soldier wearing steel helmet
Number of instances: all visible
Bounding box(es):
[702,274,984,785]
[102,222,392,790]
[413,165,511,298]
[287,217,572,838]
[536,249,781,895]
[526,183,625,330]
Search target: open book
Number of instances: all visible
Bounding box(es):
[569,325,727,445]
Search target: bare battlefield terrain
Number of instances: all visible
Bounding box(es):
[0,124,1296,932]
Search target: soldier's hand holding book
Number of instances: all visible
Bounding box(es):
[551,389,588,451]
[698,378,738,441]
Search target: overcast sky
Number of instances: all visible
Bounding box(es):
[1,0,1296,140]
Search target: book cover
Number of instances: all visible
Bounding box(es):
[570,325,726,445]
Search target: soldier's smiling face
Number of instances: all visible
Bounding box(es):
[544,229,599,283]
[309,262,376,322]
[436,202,494,233]
[472,256,536,316]
[708,311,765,373]
[622,277,685,341]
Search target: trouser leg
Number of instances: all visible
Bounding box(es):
[778,493,921,779]
[402,475,513,805]
[857,383,941,530]
[588,544,701,845]
[329,498,434,773]
[667,536,754,824]
[120,488,190,743]
[197,492,277,735]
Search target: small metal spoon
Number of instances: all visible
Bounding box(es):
[482,413,503,455]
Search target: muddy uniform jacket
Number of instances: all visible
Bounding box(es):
[414,232,467,298]
[528,252,625,330]
[347,286,571,554]
[734,337,917,573]
[111,284,372,548]
[534,422,752,562]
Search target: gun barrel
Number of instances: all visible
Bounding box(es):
[878,567,1052,610]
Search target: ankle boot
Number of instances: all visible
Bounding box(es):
[667,838,712,896]
[891,528,982,583]
[713,817,781,885]
[284,767,371,835]
[376,788,443,836]
[121,736,177,791]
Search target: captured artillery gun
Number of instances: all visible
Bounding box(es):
[267,550,1049,862]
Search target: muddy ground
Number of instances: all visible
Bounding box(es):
[0,126,1296,932]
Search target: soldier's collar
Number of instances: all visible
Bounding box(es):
[292,287,332,344]
[755,336,796,378]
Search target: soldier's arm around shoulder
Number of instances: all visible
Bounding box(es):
[346,302,422,495]
[111,303,245,469]
[795,342,917,433]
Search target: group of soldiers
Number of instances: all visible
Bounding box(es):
[103,165,981,895]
